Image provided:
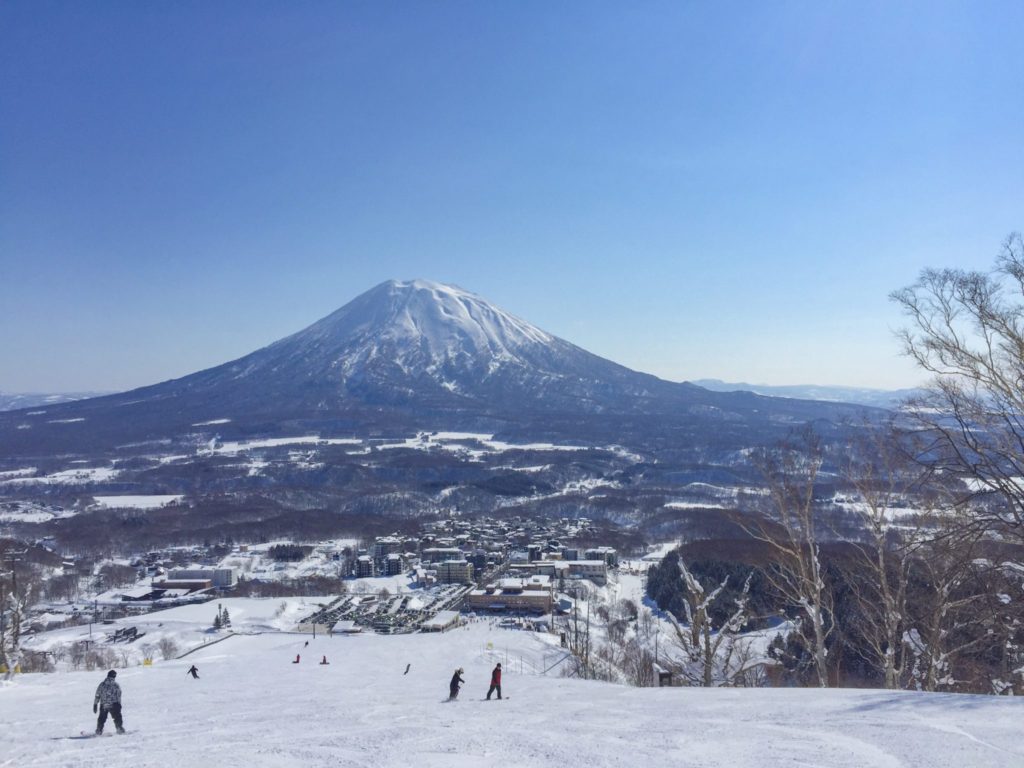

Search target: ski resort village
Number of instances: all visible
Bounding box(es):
[1,511,1023,767]
[4,514,622,642]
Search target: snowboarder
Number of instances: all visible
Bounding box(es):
[186,665,199,679]
[448,668,465,700]
[93,670,125,735]
[293,654,301,664]
[319,656,329,665]
[486,662,502,700]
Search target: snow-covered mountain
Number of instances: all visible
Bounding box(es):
[0,279,874,456]
[203,278,728,415]
[282,279,559,385]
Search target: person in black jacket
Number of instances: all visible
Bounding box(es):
[187,665,199,679]
[448,668,465,700]
[93,670,125,735]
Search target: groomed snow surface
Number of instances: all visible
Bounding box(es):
[3,612,1023,768]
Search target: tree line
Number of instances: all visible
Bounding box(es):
[642,234,1024,694]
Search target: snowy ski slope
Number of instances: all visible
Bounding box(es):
[1,620,1022,767]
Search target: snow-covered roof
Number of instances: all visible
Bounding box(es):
[421,611,460,629]
[496,575,551,590]
[116,586,154,599]
[332,620,361,633]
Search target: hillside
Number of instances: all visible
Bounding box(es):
[2,609,1021,768]
[0,280,886,543]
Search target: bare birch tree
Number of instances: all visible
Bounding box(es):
[903,524,991,691]
[839,426,927,689]
[561,589,595,679]
[737,429,834,687]
[0,546,39,679]
[666,556,752,687]
[892,232,1024,544]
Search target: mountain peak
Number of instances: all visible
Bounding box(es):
[384,278,464,293]
[289,279,555,375]
[193,276,692,419]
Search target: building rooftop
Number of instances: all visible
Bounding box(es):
[495,575,551,590]
[421,610,460,630]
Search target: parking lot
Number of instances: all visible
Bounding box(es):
[302,584,473,634]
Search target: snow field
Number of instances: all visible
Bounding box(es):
[92,495,183,510]
[0,466,119,486]
[21,598,330,669]
[3,618,1023,768]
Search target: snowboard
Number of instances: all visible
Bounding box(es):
[70,730,131,739]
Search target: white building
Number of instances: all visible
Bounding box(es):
[167,568,237,588]
[421,610,461,632]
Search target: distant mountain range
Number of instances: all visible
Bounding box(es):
[692,380,921,409]
[0,391,111,412]
[0,280,879,457]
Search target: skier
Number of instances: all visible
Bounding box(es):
[486,662,502,700]
[293,654,301,664]
[304,641,309,647]
[319,656,329,665]
[448,667,465,700]
[186,665,199,679]
[92,670,125,735]
[403,663,411,675]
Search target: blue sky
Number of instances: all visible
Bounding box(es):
[2,1,1022,392]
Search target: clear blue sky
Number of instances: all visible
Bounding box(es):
[2,1,1022,392]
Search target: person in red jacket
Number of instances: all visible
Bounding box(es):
[486,662,502,700]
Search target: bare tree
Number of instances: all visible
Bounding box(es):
[737,429,834,687]
[620,632,657,687]
[46,573,80,602]
[1,546,41,679]
[69,640,88,670]
[891,232,1024,544]
[839,426,927,689]
[903,524,991,691]
[99,562,139,589]
[666,557,752,687]
[157,637,179,660]
[562,593,594,679]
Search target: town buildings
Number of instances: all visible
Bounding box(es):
[466,575,554,614]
